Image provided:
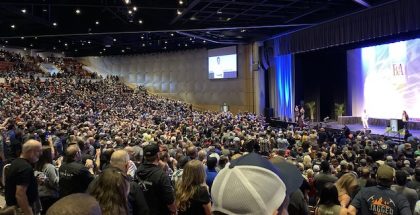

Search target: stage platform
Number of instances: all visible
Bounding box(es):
[269,118,420,139]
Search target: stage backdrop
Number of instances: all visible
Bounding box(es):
[80,45,255,113]
[348,37,420,120]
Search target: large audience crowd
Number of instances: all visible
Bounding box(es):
[0,50,419,215]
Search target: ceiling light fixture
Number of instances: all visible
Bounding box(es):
[95,21,100,25]
[53,22,57,26]
[88,41,91,44]
[217,10,222,14]
[10,24,15,29]
[42,8,47,12]
[241,29,246,32]
[124,0,131,4]
[21,37,24,39]
[121,50,125,53]
[177,9,182,15]
[21,9,26,14]
[75,9,81,14]
[24,48,27,51]
[138,20,143,24]
[170,33,174,36]
[113,38,117,42]
[100,52,103,54]
[128,10,133,14]
[133,6,137,11]
[179,0,183,5]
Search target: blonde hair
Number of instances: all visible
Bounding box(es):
[175,160,206,212]
[335,173,357,195]
[303,155,312,169]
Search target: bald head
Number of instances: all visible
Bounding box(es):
[47,193,102,215]
[21,139,42,163]
[110,150,129,172]
[64,145,81,162]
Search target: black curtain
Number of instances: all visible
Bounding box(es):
[274,0,420,54]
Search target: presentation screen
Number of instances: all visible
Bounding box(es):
[208,46,237,79]
[348,38,420,120]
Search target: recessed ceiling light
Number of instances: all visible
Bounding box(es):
[21,37,24,39]
[217,10,222,14]
[21,9,26,14]
[53,47,56,50]
[190,38,192,41]
[100,52,103,54]
[95,21,100,25]
[141,36,144,39]
[81,43,85,46]
[53,22,57,26]
[124,0,131,4]
[5,41,8,43]
[75,49,78,52]
[142,43,145,47]
[103,48,106,51]
[133,6,137,11]
[138,20,143,24]
[128,10,132,14]
[179,0,183,5]
[64,43,68,46]
[88,41,91,44]
[185,44,188,47]
[170,33,174,36]
[34,37,38,39]
[42,8,47,12]
[113,38,117,42]
[121,50,125,53]
[164,46,167,49]
[75,9,81,14]
[10,24,15,29]
[226,17,231,21]
[177,9,182,15]
[203,40,206,43]
[165,41,167,44]
[24,48,27,51]
[30,44,33,47]
[241,29,246,32]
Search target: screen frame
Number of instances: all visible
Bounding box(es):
[207,45,238,80]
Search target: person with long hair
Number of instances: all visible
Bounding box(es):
[335,173,358,208]
[35,146,59,214]
[316,183,348,215]
[88,168,130,215]
[175,160,211,215]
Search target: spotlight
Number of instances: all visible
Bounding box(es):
[21,9,26,14]
[203,40,206,43]
[95,21,100,25]
[124,0,131,4]
[241,29,246,32]
[88,41,91,44]
[21,37,24,39]
[100,52,103,54]
[133,6,137,11]
[165,41,168,44]
[177,9,182,15]
[164,46,167,49]
[64,43,68,46]
[179,0,183,5]
[10,24,15,29]
[75,9,81,14]
[53,22,57,26]
[170,33,174,36]
[217,10,222,14]
[113,38,117,42]
[138,20,143,24]
[121,50,125,53]
[128,10,132,14]
[24,48,27,51]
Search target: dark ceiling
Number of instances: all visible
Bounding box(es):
[0,0,395,57]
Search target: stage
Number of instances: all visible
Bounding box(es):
[269,118,420,139]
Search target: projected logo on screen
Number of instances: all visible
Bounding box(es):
[348,38,420,119]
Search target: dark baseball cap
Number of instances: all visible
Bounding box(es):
[143,143,159,156]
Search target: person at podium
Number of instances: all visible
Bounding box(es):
[402,110,409,129]
[362,109,369,129]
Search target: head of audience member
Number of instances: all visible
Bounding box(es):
[335,173,358,196]
[175,160,206,212]
[64,145,81,163]
[21,139,42,163]
[110,150,130,173]
[395,170,408,186]
[177,155,189,170]
[318,183,340,206]
[88,168,130,215]
[143,143,160,164]
[376,164,395,187]
[206,157,218,171]
[211,153,301,215]
[187,146,198,160]
[320,161,331,173]
[46,193,102,215]
[35,146,54,171]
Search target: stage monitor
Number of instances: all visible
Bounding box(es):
[208,46,237,79]
[348,37,420,119]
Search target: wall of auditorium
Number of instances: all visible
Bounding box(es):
[80,45,255,113]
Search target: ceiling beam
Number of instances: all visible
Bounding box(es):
[284,4,328,24]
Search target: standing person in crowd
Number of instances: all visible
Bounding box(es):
[175,160,211,215]
[335,173,358,208]
[315,183,348,215]
[109,150,149,215]
[5,140,43,215]
[58,145,94,197]
[34,147,59,214]
[407,168,420,197]
[88,168,130,215]
[314,161,338,195]
[402,110,409,129]
[349,165,412,215]
[136,143,176,215]
[391,170,418,214]
[205,157,218,192]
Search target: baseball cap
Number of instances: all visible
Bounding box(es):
[211,153,302,215]
[143,143,159,156]
[376,164,395,181]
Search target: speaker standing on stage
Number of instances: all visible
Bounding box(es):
[402,110,409,129]
[362,109,369,129]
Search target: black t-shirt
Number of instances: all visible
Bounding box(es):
[58,161,93,198]
[179,186,211,215]
[5,158,38,206]
[351,185,411,215]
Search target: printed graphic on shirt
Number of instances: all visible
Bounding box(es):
[367,195,396,215]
